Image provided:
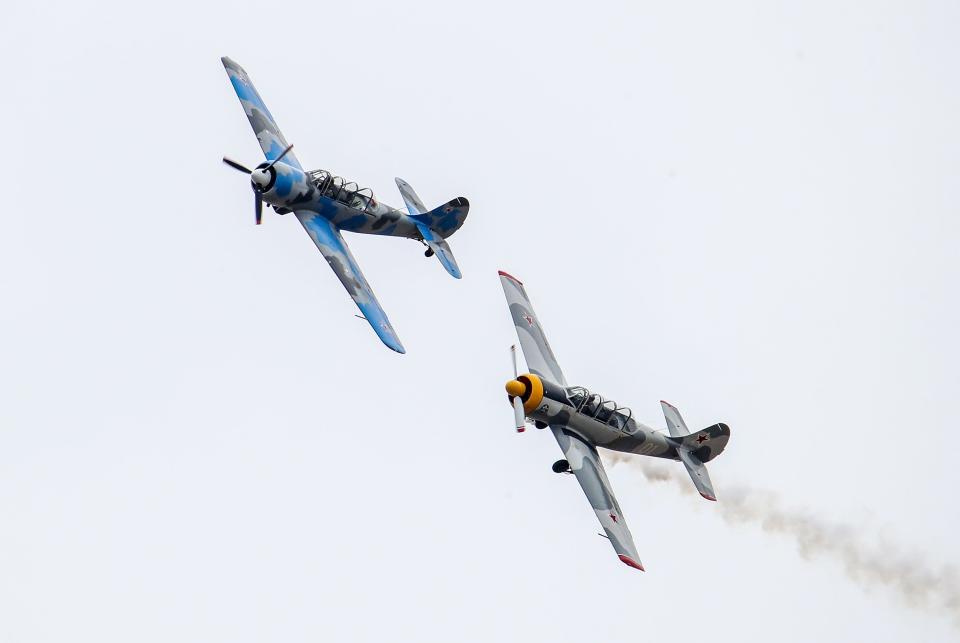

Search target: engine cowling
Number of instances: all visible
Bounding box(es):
[503,373,544,413]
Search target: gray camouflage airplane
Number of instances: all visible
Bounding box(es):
[499,271,731,571]
[221,57,469,353]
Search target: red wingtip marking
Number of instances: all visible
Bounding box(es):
[700,492,717,502]
[516,427,525,433]
[618,555,645,571]
[497,270,523,285]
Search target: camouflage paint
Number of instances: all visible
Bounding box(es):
[499,271,732,570]
[222,57,469,352]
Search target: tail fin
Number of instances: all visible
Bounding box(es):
[395,177,470,238]
[660,401,731,501]
[396,178,469,279]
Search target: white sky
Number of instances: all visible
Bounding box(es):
[2,1,958,641]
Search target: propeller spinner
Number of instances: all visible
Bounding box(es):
[222,143,294,225]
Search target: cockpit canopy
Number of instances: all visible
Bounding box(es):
[566,386,635,433]
[307,169,378,212]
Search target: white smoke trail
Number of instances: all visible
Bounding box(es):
[603,453,960,627]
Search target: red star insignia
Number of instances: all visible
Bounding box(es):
[609,513,618,523]
[522,314,535,326]
[696,433,709,444]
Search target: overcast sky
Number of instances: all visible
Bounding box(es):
[2,1,958,641]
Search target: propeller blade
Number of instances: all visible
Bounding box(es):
[513,395,526,432]
[223,157,253,174]
[510,344,519,378]
[265,143,294,170]
[255,193,263,225]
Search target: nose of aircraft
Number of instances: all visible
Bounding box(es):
[250,168,271,190]
[505,379,526,398]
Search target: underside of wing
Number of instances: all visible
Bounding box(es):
[551,426,644,571]
[498,271,567,386]
[222,57,303,170]
[295,211,405,353]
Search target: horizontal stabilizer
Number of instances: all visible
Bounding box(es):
[677,449,717,502]
[395,177,427,215]
[414,221,462,279]
[660,400,690,438]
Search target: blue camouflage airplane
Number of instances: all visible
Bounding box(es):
[220,57,469,353]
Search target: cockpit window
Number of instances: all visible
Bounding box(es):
[565,385,634,433]
[596,399,617,423]
[583,394,602,417]
[306,169,376,212]
[566,386,588,410]
[610,409,633,432]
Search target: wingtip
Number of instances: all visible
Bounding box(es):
[700,492,717,502]
[497,270,523,285]
[221,56,246,75]
[374,324,406,354]
[381,335,406,354]
[618,554,645,571]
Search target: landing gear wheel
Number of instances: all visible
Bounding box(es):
[424,248,435,258]
[552,459,571,474]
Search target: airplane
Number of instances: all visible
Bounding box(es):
[498,270,731,571]
[220,57,470,354]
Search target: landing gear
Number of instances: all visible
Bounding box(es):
[424,247,435,258]
[534,421,548,430]
[552,459,571,474]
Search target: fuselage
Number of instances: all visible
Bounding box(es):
[258,161,421,238]
[511,373,682,459]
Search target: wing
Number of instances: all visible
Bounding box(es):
[551,426,644,571]
[221,57,303,170]
[295,211,405,353]
[498,271,567,385]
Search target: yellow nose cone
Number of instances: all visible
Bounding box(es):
[505,380,525,397]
